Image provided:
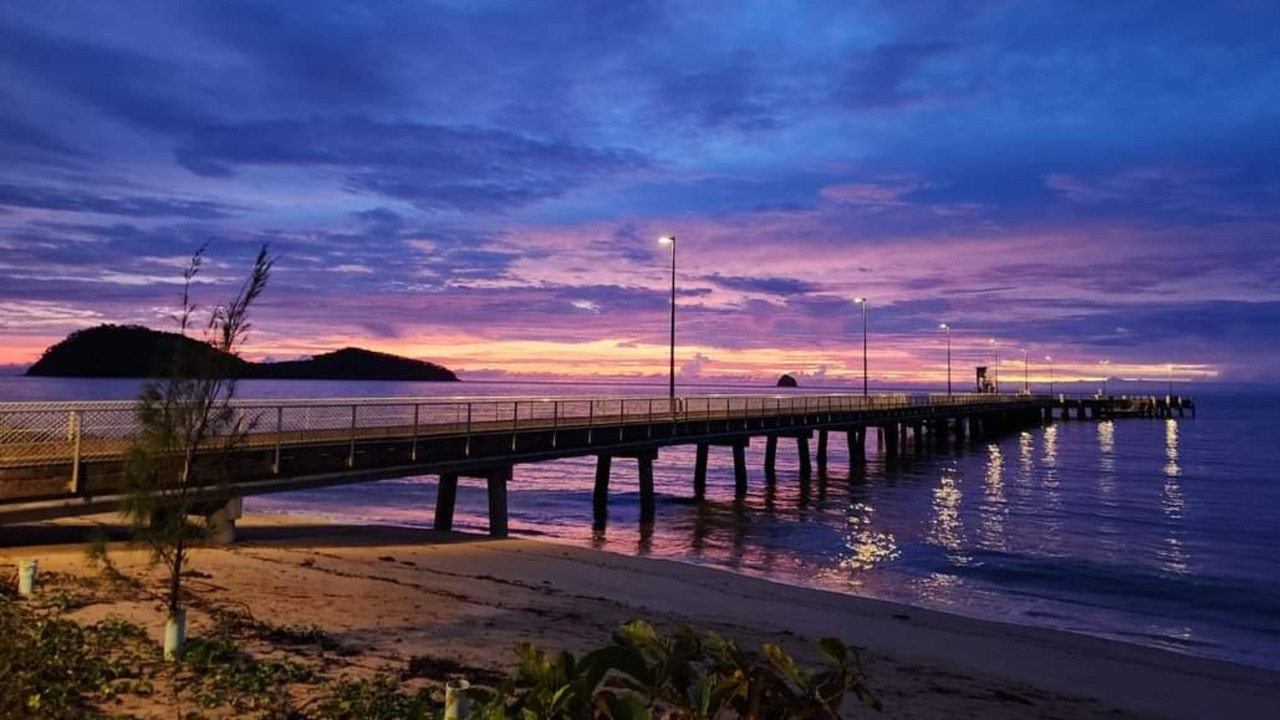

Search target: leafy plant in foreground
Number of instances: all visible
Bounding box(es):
[472,620,879,719]
[0,595,155,719]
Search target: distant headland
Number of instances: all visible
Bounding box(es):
[25,325,459,382]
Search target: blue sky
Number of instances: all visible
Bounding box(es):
[1,0,1278,384]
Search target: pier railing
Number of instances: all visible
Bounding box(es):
[0,392,1035,468]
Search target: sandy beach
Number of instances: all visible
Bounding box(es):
[3,512,1278,719]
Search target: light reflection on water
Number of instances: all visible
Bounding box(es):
[1165,418,1183,479]
[978,445,1006,552]
[1095,421,1121,562]
[837,502,899,580]
[1160,420,1189,575]
[928,465,968,565]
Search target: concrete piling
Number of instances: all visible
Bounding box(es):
[433,466,512,537]
[693,444,709,501]
[592,455,612,529]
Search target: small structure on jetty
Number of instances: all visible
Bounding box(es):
[1052,394,1195,420]
[0,392,1192,539]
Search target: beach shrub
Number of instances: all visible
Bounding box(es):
[0,595,156,719]
[314,675,435,720]
[179,635,317,713]
[472,620,879,719]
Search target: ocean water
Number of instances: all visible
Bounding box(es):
[4,377,1279,670]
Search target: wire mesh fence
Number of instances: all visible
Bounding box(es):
[1,392,1040,470]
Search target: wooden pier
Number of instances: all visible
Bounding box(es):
[0,391,1189,538]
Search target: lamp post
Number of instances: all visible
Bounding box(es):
[939,323,952,396]
[658,236,676,402]
[854,298,868,397]
[1167,363,1174,398]
[1023,348,1029,394]
[990,338,1000,394]
[1046,355,1054,396]
[1099,358,1111,397]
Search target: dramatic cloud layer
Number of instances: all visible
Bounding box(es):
[1,0,1278,386]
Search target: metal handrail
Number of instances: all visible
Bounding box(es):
[0,392,1047,470]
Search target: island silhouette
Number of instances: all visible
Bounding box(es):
[26,325,459,381]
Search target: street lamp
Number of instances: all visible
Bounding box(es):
[939,323,952,396]
[1167,363,1174,398]
[1099,358,1111,397]
[854,298,868,397]
[1046,355,1054,396]
[990,338,1000,394]
[1023,348,1029,395]
[658,236,676,401]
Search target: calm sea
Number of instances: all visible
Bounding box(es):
[4,377,1279,670]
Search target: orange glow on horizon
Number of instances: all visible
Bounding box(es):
[0,330,1219,386]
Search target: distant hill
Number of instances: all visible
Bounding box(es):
[26,325,459,382]
[26,325,250,378]
[250,347,457,381]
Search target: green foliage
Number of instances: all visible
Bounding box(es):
[0,595,156,719]
[178,636,318,712]
[474,620,880,720]
[46,588,92,613]
[314,675,435,720]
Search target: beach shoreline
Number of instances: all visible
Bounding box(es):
[3,512,1278,719]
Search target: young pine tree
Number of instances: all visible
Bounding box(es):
[121,244,273,658]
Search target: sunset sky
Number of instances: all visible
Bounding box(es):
[1,1,1277,386]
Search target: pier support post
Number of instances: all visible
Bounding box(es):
[206,497,243,545]
[955,417,966,442]
[846,427,865,462]
[487,467,511,538]
[912,423,924,453]
[435,474,459,531]
[796,436,812,479]
[764,436,778,476]
[816,430,829,477]
[733,443,748,497]
[884,424,899,457]
[638,454,656,525]
[693,444,709,501]
[593,455,612,530]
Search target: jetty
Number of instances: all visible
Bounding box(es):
[0,392,1192,538]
